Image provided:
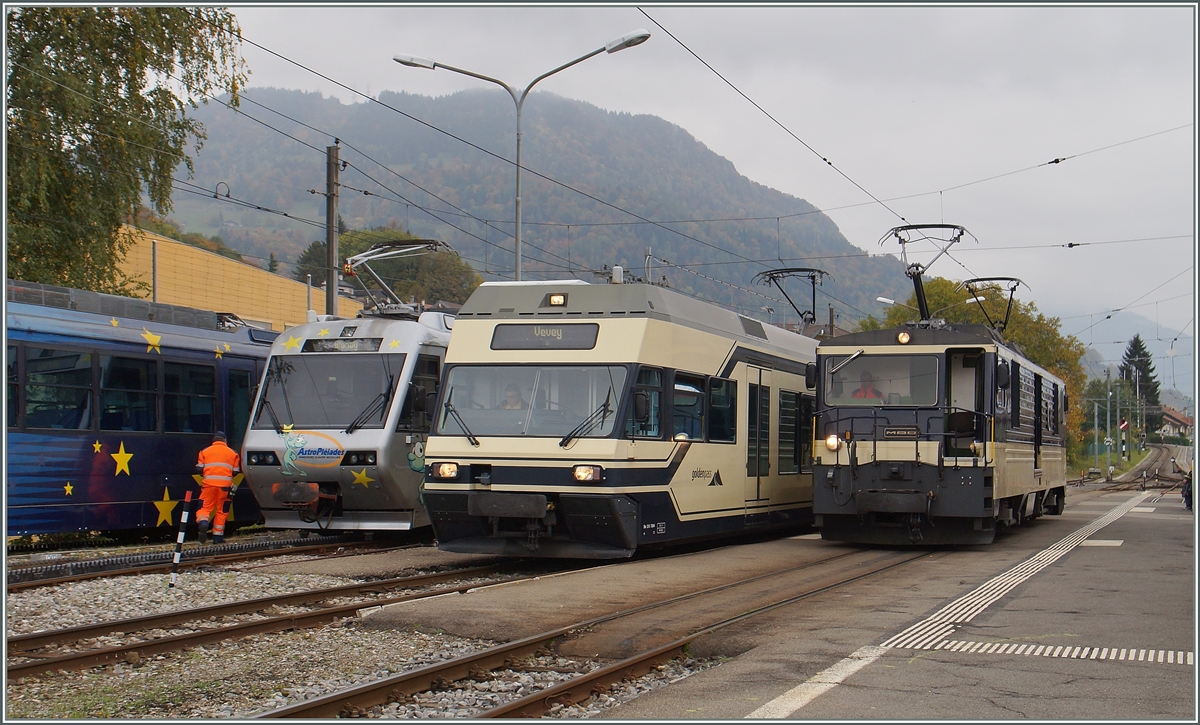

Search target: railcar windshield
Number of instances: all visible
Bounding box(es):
[252,353,406,430]
[436,364,629,438]
[823,354,939,407]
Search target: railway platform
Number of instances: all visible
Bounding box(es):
[602,485,1195,720]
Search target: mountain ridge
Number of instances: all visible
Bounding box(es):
[170,86,910,324]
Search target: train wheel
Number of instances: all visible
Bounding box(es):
[1049,486,1066,515]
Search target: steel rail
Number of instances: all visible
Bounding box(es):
[6,539,393,592]
[254,549,917,718]
[480,550,925,717]
[6,564,514,679]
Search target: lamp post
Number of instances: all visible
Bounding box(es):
[394,29,650,281]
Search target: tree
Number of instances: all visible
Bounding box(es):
[292,227,483,305]
[5,7,247,294]
[267,253,279,274]
[293,241,328,286]
[340,226,483,305]
[1118,334,1161,433]
[854,276,1089,463]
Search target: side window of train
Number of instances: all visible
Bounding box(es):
[24,346,94,430]
[747,383,771,477]
[778,390,800,474]
[100,355,159,432]
[799,394,814,472]
[672,373,706,441]
[626,366,663,439]
[399,354,440,432]
[707,377,736,443]
[164,363,215,434]
[1010,362,1021,429]
[7,345,17,427]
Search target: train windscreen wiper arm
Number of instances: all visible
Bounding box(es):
[829,349,865,376]
[261,398,284,434]
[559,391,612,448]
[345,393,387,434]
[442,392,480,447]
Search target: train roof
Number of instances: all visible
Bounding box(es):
[457,280,817,357]
[819,323,1007,349]
[6,279,277,353]
[267,311,454,354]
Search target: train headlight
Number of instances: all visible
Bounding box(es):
[572,465,603,482]
[341,450,378,466]
[247,451,280,466]
[431,462,459,479]
[897,331,911,344]
[825,435,842,452]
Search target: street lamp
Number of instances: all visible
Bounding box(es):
[394,29,651,281]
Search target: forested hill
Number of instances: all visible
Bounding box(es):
[171,86,911,323]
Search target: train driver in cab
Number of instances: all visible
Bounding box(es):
[497,383,526,410]
[853,371,884,399]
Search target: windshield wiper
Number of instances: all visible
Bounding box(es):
[261,398,284,434]
[345,375,395,434]
[441,387,480,447]
[345,393,386,434]
[559,391,612,448]
[829,349,865,376]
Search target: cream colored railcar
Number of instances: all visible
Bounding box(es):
[422,279,818,558]
[812,324,1068,545]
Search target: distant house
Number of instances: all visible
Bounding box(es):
[1159,406,1193,438]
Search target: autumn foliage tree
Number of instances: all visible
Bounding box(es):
[5,7,247,293]
[294,225,482,305]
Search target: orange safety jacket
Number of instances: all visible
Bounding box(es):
[198,440,241,488]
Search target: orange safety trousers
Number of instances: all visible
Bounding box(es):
[197,485,232,536]
[196,441,241,537]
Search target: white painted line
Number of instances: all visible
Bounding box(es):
[1079,539,1124,546]
[744,646,886,719]
[790,533,822,540]
[1129,507,1157,513]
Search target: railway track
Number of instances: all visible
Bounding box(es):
[6,536,384,591]
[1100,444,1186,492]
[5,562,551,680]
[252,547,930,718]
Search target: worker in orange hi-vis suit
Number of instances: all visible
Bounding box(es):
[195,432,241,544]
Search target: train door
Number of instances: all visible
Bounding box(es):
[746,366,772,508]
[402,352,441,436]
[947,350,983,456]
[227,368,253,450]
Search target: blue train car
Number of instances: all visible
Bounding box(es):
[5,279,277,537]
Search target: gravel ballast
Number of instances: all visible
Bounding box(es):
[5,560,719,718]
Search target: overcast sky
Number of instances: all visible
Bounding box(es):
[231,4,1195,355]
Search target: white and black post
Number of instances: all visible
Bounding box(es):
[167,490,194,589]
